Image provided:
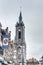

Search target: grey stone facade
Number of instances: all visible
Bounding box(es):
[15,12,26,65]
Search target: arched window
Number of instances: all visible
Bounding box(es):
[18,31,21,39]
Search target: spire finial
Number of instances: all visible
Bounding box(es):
[19,8,22,23]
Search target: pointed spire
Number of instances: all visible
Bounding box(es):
[19,11,22,23]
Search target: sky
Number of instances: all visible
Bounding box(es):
[0,0,43,60]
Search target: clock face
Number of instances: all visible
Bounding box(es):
[19,29,21,31]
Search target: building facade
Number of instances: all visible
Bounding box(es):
[0,23,3,55]
[26,58,39,65]
[0,23,11,55]
[15,12,26,65]
[39,56,43,65]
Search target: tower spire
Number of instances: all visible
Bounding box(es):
[19,6,22,23]
[19,11,22,23]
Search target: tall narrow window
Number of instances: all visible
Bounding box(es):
[18,31,21,39]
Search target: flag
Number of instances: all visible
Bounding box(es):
[2,35,9,49]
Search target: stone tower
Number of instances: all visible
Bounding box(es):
[15,12,26,65]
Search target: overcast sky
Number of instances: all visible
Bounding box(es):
[0,0,43,60]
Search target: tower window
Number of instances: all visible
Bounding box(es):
[18,31,21,39]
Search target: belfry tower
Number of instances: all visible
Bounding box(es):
[15,12,26,65]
